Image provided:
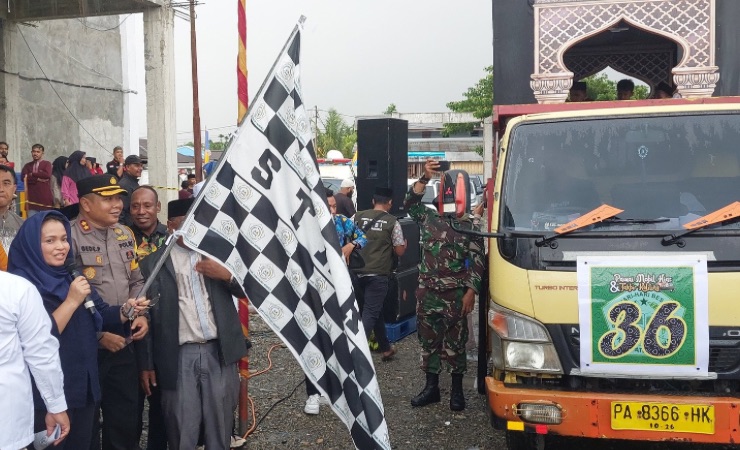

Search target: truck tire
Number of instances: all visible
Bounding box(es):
[505,431,545,450]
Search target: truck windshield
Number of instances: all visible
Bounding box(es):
[501,113,740,232]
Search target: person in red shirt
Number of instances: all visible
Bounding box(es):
[86,157,104,175]
[20,144,53,216]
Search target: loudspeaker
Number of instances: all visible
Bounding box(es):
[396,217,420,271]
[357,118,408,216]
[383,267,419,323]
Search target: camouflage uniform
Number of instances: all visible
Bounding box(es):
[405,187,484,374]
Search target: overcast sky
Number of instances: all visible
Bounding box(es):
[135,0,493,143]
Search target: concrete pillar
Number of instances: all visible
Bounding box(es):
[121,14,140,159]
[143,6,177,221]
[0,23,21,166]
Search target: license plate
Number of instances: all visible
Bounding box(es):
[611,402,714,434]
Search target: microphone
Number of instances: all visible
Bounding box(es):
[64,260,98,315]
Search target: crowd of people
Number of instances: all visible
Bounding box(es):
[0,142,244,450]
[1,143,486,449]
[567,78,680,102]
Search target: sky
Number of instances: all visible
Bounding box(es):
[135,0,494,143]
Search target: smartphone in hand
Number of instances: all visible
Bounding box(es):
[436,160,450,172]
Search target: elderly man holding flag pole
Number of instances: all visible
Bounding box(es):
[135,16,389,450]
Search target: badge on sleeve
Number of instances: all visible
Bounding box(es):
[83,267,96,280]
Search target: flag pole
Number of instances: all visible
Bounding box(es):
[190,0,204,182]
[236,0,250,441]
[132,15,308,319]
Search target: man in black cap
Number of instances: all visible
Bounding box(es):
[138,198,247,450]
[118,155,143,226]
[68,174,148,450]
[353,186,407,361]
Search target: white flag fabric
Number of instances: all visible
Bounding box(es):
[180,26,390,449]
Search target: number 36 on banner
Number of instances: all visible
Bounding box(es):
[577,255,709,377]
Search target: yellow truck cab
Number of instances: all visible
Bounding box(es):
[485,1,740,448]
[486,100,740,448]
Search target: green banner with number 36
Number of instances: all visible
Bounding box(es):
[578,256,709,377]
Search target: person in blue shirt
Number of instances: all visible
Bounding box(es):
[303,189,367,415]
[8,211,148,449]
[328,188,367,258]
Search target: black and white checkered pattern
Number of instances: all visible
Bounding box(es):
[180,29,390,450]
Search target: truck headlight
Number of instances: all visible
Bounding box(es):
[489,301,563,374]
[505,341,562,373]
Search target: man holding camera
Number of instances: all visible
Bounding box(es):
[405,159,485,412]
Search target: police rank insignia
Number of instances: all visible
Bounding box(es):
[80,220,91,232]
[115,228,129,241]
[83,267,96,280]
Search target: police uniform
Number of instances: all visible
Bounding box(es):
[69,175,145,450]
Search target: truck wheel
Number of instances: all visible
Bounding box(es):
[505,431,545,450]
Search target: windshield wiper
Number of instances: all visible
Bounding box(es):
[662,201,740,247]
[596,216,670,225]
[535,204,623,248]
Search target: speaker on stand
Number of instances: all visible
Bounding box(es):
[356,118,408,216]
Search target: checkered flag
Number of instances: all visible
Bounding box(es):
[180,23,390,450]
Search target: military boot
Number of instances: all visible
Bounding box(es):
[410,372,440,407]
[450,373,466,411]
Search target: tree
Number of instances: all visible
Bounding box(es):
[582,74,649,100]
[314,108,356,158]
[443,66,493,138]
[383,103,397,115]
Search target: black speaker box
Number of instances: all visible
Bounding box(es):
[383,267,419,323]
[396,217,420,271]
[357,118,408,216]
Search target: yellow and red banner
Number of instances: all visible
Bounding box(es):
[237,0,248,125]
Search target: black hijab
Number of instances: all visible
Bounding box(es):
[52,155,68,187]
[63,151,91,183]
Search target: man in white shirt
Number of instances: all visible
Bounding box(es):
[0,271,69,449]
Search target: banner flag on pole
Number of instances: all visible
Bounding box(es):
[180,20,390,449]
[237,0,248,124]
[236,0,250,380]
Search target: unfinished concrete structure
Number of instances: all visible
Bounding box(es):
[0,0,177,205]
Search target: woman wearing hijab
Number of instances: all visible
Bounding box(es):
[61,151,90,206]
[8,211,148,449]
[51,156,68,208]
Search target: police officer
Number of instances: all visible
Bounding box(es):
[405,159,485,411]
[70,174,148,450]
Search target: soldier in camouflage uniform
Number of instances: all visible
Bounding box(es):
[405,159,485,411]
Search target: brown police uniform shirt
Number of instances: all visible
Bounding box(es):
[70,217,144,308]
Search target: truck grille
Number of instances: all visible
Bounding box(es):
[558,325,740,375]
[709,347,740,372]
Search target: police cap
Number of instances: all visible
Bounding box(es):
[77,175,128,198]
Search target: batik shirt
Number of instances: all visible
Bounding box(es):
[333,214,367,248]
